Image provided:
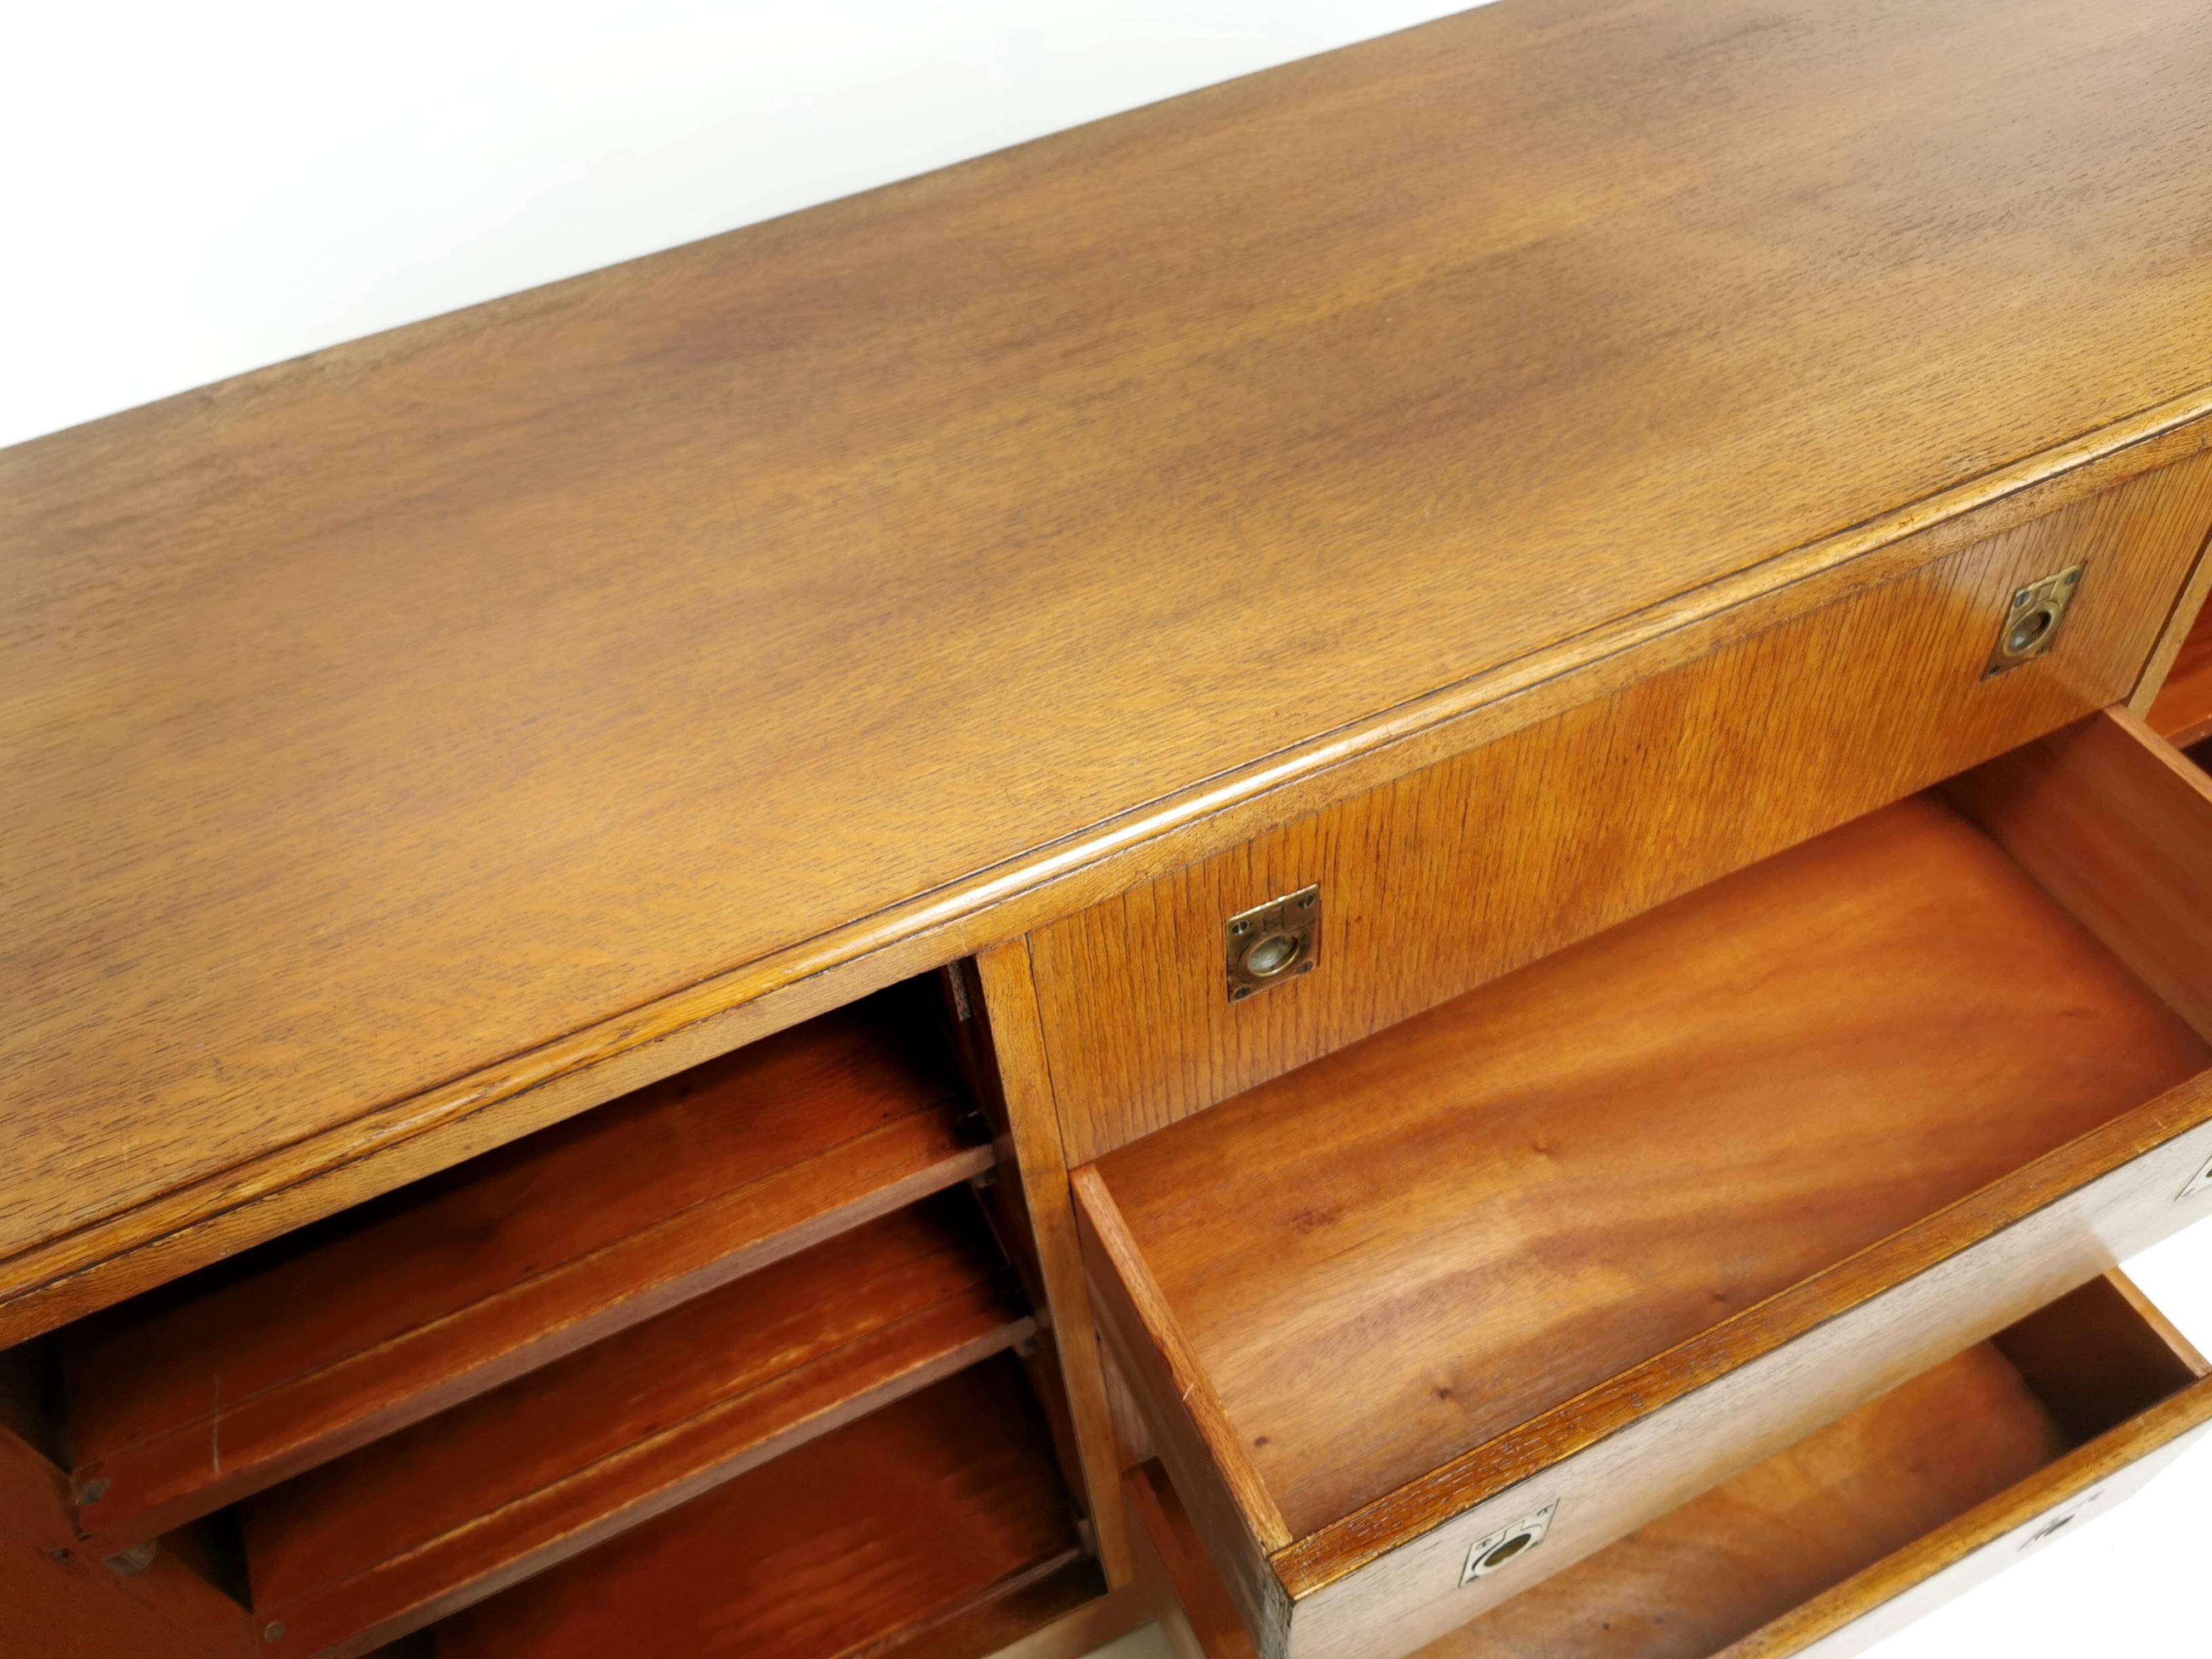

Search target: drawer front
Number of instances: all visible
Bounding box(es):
[1030,451,2212,1166]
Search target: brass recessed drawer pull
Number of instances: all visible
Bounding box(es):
[1226,887,1322,1003]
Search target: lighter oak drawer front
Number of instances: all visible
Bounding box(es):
[1124,1275,2212,1659]
[1076,709,2212,1659]
[1031,452,2212,1168]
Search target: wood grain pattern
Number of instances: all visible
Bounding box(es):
[1129,1278,2210,1659]
[1033,456,2212,1164]
[1073,1167,1291,1552]
[431,1355,1082,1659]
[1128,1461,1261,1659]
[1723,1364,2212,1658]
[1989,1274,2208,1446]
[7,0,2212,1337]
[967,945,1136,1586]
[936,1570,1154,1659]
[1,1530,255,1659]
[1103,1343,1159,1472]
[1,1418,252,1659]
[239,1196,1028,1658]
[8,412,2203,1357]
[2130,493,2212,697]
[1078,743,2212,1656]
[1076,1166,1292,1650]
[1418,1282,2211,1659]
[1080,1191,1290,1654]
[1948,705,2212,1041]
[1736,1434,2212,1659]
[56,991,985,1552]
[869,1558,1112,1659]
[1092,794,2207,1539]
[1276,1073,2212,1659]
[1419,1345,2068,1659]
[2142,584,2212,743]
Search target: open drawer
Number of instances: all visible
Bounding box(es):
[1074,708,2212,1659]
[1126,1273,2212,1659]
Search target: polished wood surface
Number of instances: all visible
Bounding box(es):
[1103,1346,1159,1473]
[432,1355,1082,1659]
[1422,1345,2066,1659]
[874,1559,1113,1659]
[58,991,984,1551]
[7,0,2212,1337]
[1273,1068,2212,1659]
[1950,707,2212,1044]
[1082,1170,1291,1651]
[2145,592,2212,745]
[1990,1273,2208,1447]
[1092,794,2206,1538]
[1078,739,2212,1657]
[2131,504,2212,707]
[916,1572,1148,1659]
[968,946,1136,1584]
[1423,1290,2208,1659]
[1725,1304,2212,1659]
[1128,1461,1261,1659]
[1,1418,251,1659]
[1256,708,2212,1656]
[1129,1277,2212,1659]
[1032,458,2212,1164]
[240,1196,1027,1657]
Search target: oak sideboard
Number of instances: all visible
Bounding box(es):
[7,3,2212,1658]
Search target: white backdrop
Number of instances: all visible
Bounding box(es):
[5,5,2207,1655]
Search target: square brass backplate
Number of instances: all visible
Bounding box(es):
[1225,884,1319,1002]
[1984,563,2083,678]
[2181,1150,2212,1202]
[1461,1500,1559,1586]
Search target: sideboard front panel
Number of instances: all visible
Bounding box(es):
[1029,451,2212,1164]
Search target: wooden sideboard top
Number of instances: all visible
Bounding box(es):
[5,0,2211,1324]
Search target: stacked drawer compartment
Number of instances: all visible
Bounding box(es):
[1073,709,2212,1659]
